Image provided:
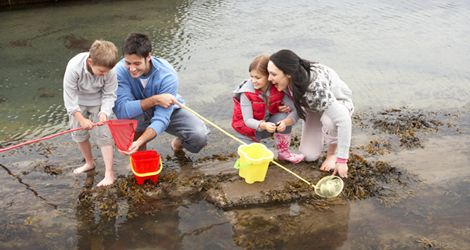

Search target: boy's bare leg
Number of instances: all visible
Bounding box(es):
[320,144,337,172]
[97,145,115,187]
[74,140,96,174]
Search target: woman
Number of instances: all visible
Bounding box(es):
[267,49,354,177]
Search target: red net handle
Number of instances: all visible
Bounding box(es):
[0,123,99,153]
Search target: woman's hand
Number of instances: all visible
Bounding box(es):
[333,163,348,178]
[278,102,291,114]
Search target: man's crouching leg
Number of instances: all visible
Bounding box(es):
[166,108,210,154]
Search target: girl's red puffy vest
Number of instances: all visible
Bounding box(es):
[232,86,284,138]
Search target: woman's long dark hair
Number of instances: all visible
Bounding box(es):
[270,49,313,120]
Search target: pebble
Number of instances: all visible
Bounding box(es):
[289,203,299,217]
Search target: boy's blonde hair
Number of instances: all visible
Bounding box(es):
[89,40,118,69]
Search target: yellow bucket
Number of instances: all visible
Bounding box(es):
[234,143,274,184]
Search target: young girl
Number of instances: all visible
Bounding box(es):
[267,49,354,178]
[232,54,304,164]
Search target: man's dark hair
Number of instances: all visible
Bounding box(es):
[122,32,152,58]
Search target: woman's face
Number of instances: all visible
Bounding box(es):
[268,61,290,91]
[250,70,270,92]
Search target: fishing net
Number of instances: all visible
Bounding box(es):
[314,176,344,198]
[107,119,137,151]
[0,119,138,153]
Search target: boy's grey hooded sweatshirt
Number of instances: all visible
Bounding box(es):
[63,52,117,118]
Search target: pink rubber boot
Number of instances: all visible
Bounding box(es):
[274,133,305,164]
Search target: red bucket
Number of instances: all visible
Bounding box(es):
[130,150,162,185]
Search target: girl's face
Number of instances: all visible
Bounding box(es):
[268,61,290,92]
[250,70,270,92]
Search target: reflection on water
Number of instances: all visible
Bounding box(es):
[1,0,470,249]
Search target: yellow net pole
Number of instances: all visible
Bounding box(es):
[181,104,314,187]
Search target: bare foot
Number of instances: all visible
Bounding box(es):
[73,163,95,174]
[171,137,184,151]
[320,154,336,172]
[96,175,116,187]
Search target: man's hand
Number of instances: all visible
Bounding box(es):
[118,141,142,156]
[118,128,156,156]
[156,93,181,108]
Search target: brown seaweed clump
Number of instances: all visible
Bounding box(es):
[256,152,422,208]
[416,238,454,250]
[344,153,422,204]
[353,107,444,150]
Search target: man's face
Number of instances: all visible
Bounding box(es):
[124,53,151,78]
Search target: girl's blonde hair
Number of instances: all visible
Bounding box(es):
[249,54,271,106]
[249,54,270,77]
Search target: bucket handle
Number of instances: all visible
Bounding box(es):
[130,156,163,177]
[233,158,253,169]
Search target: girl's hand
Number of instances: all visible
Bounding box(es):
[333,163,348,178]
[263,122,277,133]
[275,121,286,133]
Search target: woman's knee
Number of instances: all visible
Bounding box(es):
[321,114,337,137]
[302,151,322,162]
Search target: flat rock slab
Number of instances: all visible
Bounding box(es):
[205,161,325,209]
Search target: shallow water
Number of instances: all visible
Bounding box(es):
[1,0,469,249]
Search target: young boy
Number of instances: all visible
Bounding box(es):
[63,40,118,187]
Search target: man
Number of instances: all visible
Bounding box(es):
[113,32,210,156]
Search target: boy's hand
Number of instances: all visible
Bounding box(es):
[79,118,94,130]
[97,113,108,126]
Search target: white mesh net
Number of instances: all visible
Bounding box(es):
[314,176,344,198]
